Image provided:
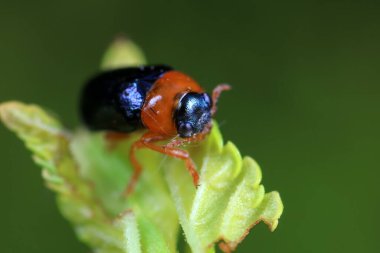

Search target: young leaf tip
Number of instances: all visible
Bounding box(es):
[101,36,147,70]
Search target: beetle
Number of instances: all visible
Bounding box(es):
[80,65,230,195]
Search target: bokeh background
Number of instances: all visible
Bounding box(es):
[1,1,379,252]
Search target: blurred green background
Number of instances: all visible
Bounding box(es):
[1,0,379,252]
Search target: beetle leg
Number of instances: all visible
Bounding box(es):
[124,132,200,196]
[104,131,129,150]
[125,132,166,196]
[211,84,231,115]
[143,142,199,187]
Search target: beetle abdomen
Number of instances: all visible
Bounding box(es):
[80,65,172,132]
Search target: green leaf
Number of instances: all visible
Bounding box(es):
[164,122,283,252]
[0,38,283,253]
[70,130,178,253]
[0,101,175,253]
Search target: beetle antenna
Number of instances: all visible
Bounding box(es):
[211,84,231,115]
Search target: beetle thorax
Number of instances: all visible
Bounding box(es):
[141,71,204,137]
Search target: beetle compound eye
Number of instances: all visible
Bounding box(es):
[178,122,194,138]
[203,93,212,108]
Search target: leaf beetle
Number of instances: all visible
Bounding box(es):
[80,65,230,194]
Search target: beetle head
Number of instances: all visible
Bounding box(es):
[175,92,212,138]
